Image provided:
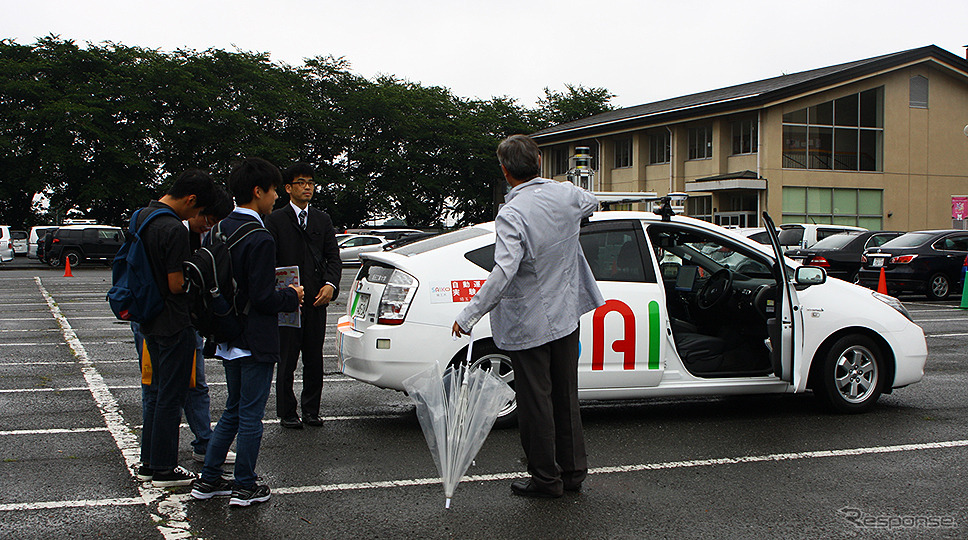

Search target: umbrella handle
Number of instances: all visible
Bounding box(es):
[464,326,474,366]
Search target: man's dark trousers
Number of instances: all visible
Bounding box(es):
[277,304,325,419]
[509,326,586,495]
[143,327,196,471]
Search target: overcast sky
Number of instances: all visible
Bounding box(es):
[4,0,967,109]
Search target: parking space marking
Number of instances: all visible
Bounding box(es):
[35,277,189,540]
[925,332,968,338]
[5,437,966,512]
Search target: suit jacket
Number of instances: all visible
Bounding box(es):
[456,178,604,351]
[266,205,341,303]
[219,211,300,363]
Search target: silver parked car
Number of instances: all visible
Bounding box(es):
[339,234,387,264]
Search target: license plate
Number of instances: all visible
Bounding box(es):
[353,293,370,319]
[872,258,884,267]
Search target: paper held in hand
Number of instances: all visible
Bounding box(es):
[276,265,301,328]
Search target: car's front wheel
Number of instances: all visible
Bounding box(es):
[926,272,951,300]
[451,341,517,428]
[814,334,883,413]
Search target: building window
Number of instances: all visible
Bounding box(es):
[731,119,757,155]
[687,126,712,160]
[649,131,670,164]
[910,75,928,108]
[552,145,569,176]
[782,87,883,172]
[687,196,712,222]
[613,138,632,168]
[782,186,882,229]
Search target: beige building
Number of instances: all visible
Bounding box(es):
[531,45,968,231]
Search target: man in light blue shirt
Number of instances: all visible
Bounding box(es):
[453,134,604,498]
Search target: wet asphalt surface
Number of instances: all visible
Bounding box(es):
[0,257,966,539]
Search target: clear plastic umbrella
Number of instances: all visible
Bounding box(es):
[402,333,514,509]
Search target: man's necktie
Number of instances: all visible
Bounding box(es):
[298,209,307,230]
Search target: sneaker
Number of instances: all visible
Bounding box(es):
[135,464,153,481]
[193,450,236,465]
[190,476,234,499]
[229,484,271,507]
[151,466,197,488]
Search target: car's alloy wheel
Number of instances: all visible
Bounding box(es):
[64,250,81,268]
[453,342,517,428]
[927,272,950,300]
[815,334,882,413]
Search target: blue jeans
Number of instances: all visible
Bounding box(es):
[202,357,274,488]
[133,324,214,457]
[141,327,197,471]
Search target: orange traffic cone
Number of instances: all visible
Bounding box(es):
[876,267,887,294]
[63,256,73,277]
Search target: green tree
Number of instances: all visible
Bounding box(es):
[532,83,615,128]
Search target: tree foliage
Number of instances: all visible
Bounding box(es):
[0,37,615,228]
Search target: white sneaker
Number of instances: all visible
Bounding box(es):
[193,450,236,465]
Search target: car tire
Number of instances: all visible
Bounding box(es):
[451,340,517,429]
[62,250,81,269]
[814,334,883,413]
[926,272,951,300]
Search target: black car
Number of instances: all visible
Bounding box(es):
[785,230,903,282]
[46,225,124,267]
[856,229,968,299]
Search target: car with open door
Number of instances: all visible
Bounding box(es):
[337,197,927,426]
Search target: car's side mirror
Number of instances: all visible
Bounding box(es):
[795,266,826,286]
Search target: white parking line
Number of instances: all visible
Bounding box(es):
[3,437,966,512]
[925,332,968,338]
[35,277,185,539]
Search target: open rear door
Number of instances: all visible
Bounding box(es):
[762,212,802,385]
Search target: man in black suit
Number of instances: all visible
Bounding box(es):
[266,163,342,429]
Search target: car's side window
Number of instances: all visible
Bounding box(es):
[949,236,968,251]
[579,221,656,283]
[867,234,891,248]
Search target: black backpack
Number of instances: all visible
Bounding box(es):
[183,220,266,343]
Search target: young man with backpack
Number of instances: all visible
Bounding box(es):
[130,186,236,482]
[132,169,216,487]
[191,158,303,507]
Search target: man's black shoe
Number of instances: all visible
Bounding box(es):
[564,482,582,492]
[280,417,303,429]
[303,414,324,427]
[510,479,562,499]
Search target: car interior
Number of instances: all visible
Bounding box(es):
[646,225,780,378]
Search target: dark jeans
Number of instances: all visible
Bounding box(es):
[142,327,197,472]
[509,327,586,495]
[277,304,325,419]
[134,324,213,456]
[202,356,274,488]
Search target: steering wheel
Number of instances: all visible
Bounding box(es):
[753,284,777,320]
[697,269,733,310]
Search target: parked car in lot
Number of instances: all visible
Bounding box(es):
[785,231,904,282]
[46,224,124,267]
[28,226,57,259]
[10,230,27,256]
[337,209,927,426]
[776,223,867,250]
[339,234,388,264]
[858,230,968,299]
[0,226,13,263]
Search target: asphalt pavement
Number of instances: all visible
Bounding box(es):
[0,257,966,539]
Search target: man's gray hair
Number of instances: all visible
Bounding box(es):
[497,134,541,181]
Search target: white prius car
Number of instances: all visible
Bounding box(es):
[337,207,927,426]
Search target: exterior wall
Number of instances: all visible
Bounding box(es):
[536,56,968,229]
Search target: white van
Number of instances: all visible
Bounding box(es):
[28,226,57,259]
[0,226,13,263]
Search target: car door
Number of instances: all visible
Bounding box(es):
[577,220,665,388]
[762,213,805,387]
[935,233,968,285]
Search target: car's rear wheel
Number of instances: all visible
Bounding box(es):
[451,341,517,428]
[62,249,81,268]
[814,334,883,413]
[926,272,951,300]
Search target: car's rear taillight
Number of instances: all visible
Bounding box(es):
[890,254,917,264]
[860,255,867,263]
[807,256,830,268]
[377,269,418,325]
[52,238,60,243]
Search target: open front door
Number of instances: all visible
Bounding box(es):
[762,212,803,385]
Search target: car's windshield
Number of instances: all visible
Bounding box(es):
[881,233,935,248]
[394,227,490,256]
[810,233,859,249]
